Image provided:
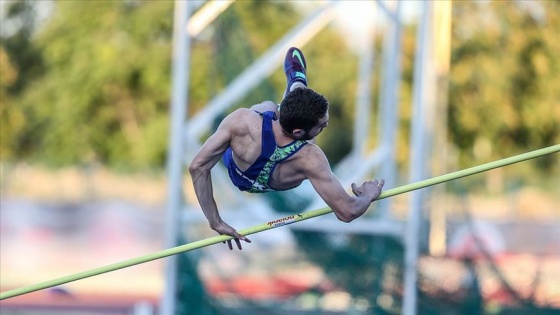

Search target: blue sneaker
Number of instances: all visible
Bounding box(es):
[284,47,307,97]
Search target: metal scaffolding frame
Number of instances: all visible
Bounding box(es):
[162,1,446,315]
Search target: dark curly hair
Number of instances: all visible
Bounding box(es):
[279,88,329,133]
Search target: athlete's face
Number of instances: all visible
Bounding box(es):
[301,113,329,140]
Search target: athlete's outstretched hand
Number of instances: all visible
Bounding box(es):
[211,221,252,250]
[351,179,385,202]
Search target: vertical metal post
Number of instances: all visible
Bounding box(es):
[403,2,433,315]
[353,8,376,159]
[161,1,191,314]
[377,0,402,218]
[429,0,452,257]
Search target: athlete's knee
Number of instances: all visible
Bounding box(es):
[260,100,276,107]
[251,100,277,112]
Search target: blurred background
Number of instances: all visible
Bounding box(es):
[0,0,559,314]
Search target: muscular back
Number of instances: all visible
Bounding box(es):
[226,106,320,190]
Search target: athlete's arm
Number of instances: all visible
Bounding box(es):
[301,146,384,222]
[189,110,251,249]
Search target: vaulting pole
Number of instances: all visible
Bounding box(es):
[1,145,558,300]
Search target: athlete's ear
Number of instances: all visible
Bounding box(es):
[292,128,305,138]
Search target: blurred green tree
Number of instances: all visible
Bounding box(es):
[1,0,44,160]
[0,47,24,159]
[3,1,174,168]
[449,1,559,174]
[2,0,358,170]
[1,0,557,174]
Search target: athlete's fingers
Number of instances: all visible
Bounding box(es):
[235,238,242,250]
[351,183,360,196]
[219,229,251,250]
[233,231,251,243]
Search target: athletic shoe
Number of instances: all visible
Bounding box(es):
[284,47,308,97]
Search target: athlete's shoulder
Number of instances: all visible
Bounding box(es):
[297,143,329,165]
[294,143,332,180]
[227,108,256,119]
[218,108,263,139]
[221,108,258,127]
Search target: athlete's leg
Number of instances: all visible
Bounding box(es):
[283,47,308,99]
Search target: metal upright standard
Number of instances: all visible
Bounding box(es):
[161,1,191,314]
[404,2,434,315]
[377,0,403,219]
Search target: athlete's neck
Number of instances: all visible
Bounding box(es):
[273,121,298,144]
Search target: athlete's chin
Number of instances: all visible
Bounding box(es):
[299,132,316,141]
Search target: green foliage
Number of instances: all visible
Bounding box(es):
[295,232,405,311]
[212,1,280,109]
[449,1,560,173]
[2,0,174,168]
[1,0,557,175]
[1,0,43,159]
[1,47,24,159]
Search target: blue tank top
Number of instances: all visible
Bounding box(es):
[223,111,307,193]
